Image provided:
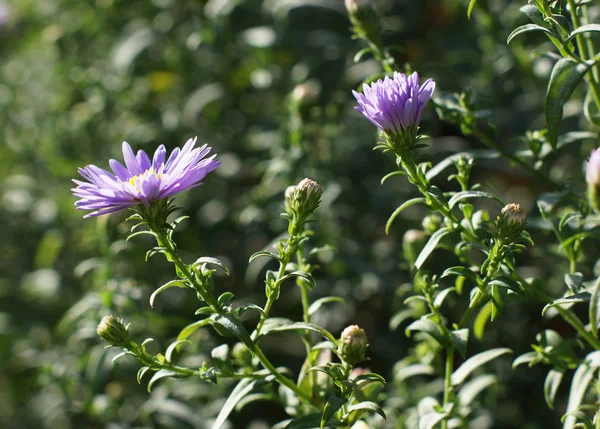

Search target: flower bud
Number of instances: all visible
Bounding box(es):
[339,325,368,365]
[97,315,130,347]
[586,149,600,212]
[286,178,323,218]
[402,229,427,268]
[422,214,443,235]
[345,0,379,45]
[232,342,253,366]
[497,203,526,240]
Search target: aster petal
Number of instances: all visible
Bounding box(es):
[136,150,152,172]
[152,145,167,171]
[109,159,131,181]
[122,142,142,176]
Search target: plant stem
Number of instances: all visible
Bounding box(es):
[254,261,288,338]
[153,228,220,309]
[441,345,454,429]
[567,0,600,113]
[254,346,318,407]
[471,130,561,190]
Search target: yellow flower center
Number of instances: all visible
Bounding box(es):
[128,168,162,190]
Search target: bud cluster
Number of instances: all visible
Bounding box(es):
[285,178,323,219]
[338,325,368,365]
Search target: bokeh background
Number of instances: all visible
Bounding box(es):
[2,0,598,428]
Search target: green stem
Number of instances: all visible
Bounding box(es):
[526,283,600,351]
[567,0,600,113]
[581,5,600,82]
[471,130,561,190]
[254,346,318,407]
[398,149,478,242]
[441,346,454,429]
[254,261,288,338]
[153,228,220,309]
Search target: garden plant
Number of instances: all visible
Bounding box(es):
[3,0,600,428]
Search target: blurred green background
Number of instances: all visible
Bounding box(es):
[1,0,597,428]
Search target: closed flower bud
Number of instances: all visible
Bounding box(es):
[286,178,323,218]
[339,325,368,365]
[497,203,526,240]
[586,149,600,212]
[97,315,130,347]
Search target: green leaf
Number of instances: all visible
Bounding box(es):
[450,329,469,358]
[235,303,265,317]
[280,271,317,289]
[419,412,448,429]
[137,366,150,384]
[406,317,449,348]
[346,401,386,419]
[165,340,191,362]
[451,348,512,386]
[354,47,373,63]
[542,292,591,316]
[559,212,582,231]
[149,280,188,307]
[474,302,493,340]
[395,364,435,382]
[441,266,481,286]
[211,379,258,429]
[308,296,346,316]
[111,352,127,364]
[218,292,234,307]
[467,0,478,18]
[259,321,338,344]
[147,369,182,392]
[544,369,564,410]
[177,318,212,341]
[193,257,230,275]
[249,251,280,263]
[385,197,427,234]
[589,278,600,339]
[512,351,537,369]
[545,58,591,148]
[507,24,557,44]
[566,24,600,42]
[321,396,346,428]
[414,228,452,272]
[448,191,502,209]
[284,413,341,429]
[213,314,255,353]
[434,287,456,309]
[562,354,600,429]
[457,374,497,405]
[488,276,527,297]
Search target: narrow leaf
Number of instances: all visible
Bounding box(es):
[150,280,188,307]
[488,276,527,297]
[165,340,191,362]
[211,379,257,429]
[137,366,150,384]
[321,396,346,428]
[414,228,452,272]
[346,401,386,419]
[566,24,600,42]
[193,257,230,275]
[451,348,512,386]
[308,296,346,316]
[448,191,502,209]
[450,329,469,358]
[442,266,481,286]
[562,359,598,429]
[406,317,449,348]
[259,322,337,344]
[177,318,212,341]
[546,58,591,148]
[544,369,564,410]
[213,314,255,353]
[589,277,600,339]
[457,374,497,405]
[148,369,181,392]
[542,292,591,316]
[507,24,556,44]
[467,0,477,18]
[386,197,427,234]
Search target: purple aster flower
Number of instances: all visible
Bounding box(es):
[72,137,220,218]
[352,71,435,136]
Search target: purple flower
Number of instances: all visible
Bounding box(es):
[72,137,220,218]
[352,72,435,135]
[586,149,600,187]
